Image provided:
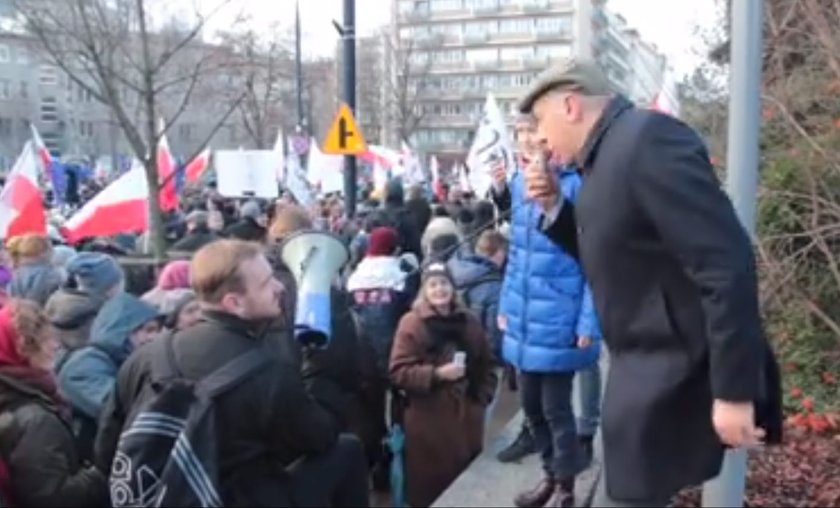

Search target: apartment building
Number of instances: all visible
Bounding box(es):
[392,0,666,155]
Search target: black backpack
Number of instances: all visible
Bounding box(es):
[109,334,270,507]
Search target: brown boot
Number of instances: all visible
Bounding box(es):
[548,477,576,508]
[514,476,556,508]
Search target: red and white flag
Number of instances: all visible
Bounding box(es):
[185,148,211,184]
[64,162,148,243]
[157,123,178,211]
[0,141,46,240]
[651,70,681,118]
[30,125,52,173]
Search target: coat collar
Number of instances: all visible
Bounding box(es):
[200,309,269,339]
[414,299,469,320]
[577,95,635,173]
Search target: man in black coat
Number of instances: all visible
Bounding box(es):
[96,240,369,507]
[516,59,782,507]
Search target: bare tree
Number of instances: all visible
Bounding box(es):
[14,0,247,257]
[387,36,434,145]
[219,28,295,149]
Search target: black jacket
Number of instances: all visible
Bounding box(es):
[95,311,344,506]
[542,96,783,502]
[223,217,267,243]
[170,227,219,252]
[0,373,106,507]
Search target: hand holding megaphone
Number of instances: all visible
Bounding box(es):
[524,150,560,213]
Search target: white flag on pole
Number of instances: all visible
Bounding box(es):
[466,93,514,197]
[285,138,314,208]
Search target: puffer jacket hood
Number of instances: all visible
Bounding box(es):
[448,253,497,287]
[89,293,159,364]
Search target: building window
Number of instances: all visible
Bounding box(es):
[0,80,10,100]
[0,118,12,137]
[536,44,571,59]
[0,45,10,63]
[40,65,59,85]
[41,96,58,123]
[500,46,534,61]
[433,49,463,63]
[431,0,461,10]
[466,0,497,9]
[466,48,497,64]
[179,123,194,141]
[19,81,27,99]
[500,18,532,34]
[535,16,572,35]
[16,48,28,64]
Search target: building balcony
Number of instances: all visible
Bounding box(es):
[472,5,501,17]
[401,10,430,22]
[473,59,500,71]
[463,32,489,44]
[535,30,572,42]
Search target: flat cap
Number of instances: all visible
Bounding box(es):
[518,57,613,114]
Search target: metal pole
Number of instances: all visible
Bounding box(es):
[342,0,357,218]
[702,0,763,506]
[295,0,305,130]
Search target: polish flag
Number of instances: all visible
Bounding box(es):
[360,145,400,169]
[29,125,52,173]
[430,155,445,201]
[0,141,46,239]
[651,70,681,118]
[185,148,211,183]
[157,126,178,211]
[64,162,148,243]
[273,130,286,183]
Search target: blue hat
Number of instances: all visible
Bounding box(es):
[66,252,124,295]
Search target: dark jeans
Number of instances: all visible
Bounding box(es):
[288,434,371,507]
[521,372,587,480]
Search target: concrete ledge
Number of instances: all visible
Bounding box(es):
[433,412,603,507]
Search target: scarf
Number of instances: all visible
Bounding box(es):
[423,308,482,402]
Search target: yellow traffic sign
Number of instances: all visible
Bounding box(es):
[322,103,368,155]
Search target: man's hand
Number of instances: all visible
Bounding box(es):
[524,158,559,212]
[435,362,466,382]
[577,336,592,349]
[492,161,507,189]
[713,400,765,448]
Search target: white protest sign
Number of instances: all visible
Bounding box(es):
[215,150,280,199]
[285,137,314,208]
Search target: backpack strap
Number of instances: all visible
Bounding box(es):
[196,347,270,399]
[151,332,181,385]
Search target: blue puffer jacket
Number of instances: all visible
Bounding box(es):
[499,166,601,373]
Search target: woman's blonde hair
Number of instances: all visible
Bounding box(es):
[9,299,51,358]
[6,234,51,267]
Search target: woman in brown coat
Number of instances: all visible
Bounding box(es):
[390,262,497,508]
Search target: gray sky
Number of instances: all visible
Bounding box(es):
[210,0,719,76]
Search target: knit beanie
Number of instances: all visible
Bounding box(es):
[427,233,460,263]
[422,262,455,286]
[157,260,191,291]
[66,252,124,295]
[366,227,399,257]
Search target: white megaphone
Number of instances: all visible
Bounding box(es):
[280,229,349,348]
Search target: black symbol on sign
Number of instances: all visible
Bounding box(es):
[338,118,354,149]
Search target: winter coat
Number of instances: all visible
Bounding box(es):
[44,288,104,369]
[0,372,107,507]
[57,293,158,461]
[8,261,63,306]
[497,167,600,373]
[540,95,783,501]
[347,256,414,379]
[406,197,432,237]
[96,310,345,506]
[223,217,267,243]
[389,302,497,508]
[447,254,504,362]
[170,227,219,252]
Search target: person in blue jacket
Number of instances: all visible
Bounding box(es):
[493,113,602,508]
[57,292,161,462]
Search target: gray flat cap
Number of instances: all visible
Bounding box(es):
[518,57,613,114]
